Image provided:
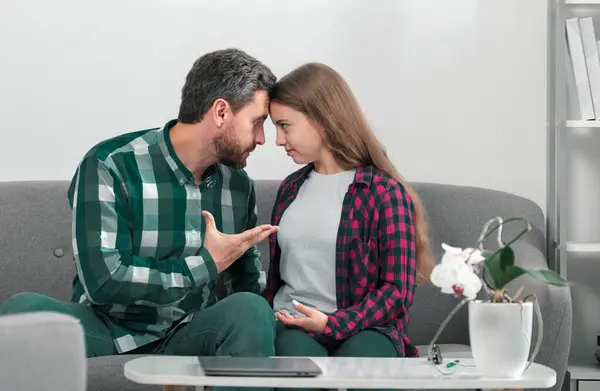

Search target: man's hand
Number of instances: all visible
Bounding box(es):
[202,210,279,273]
[275,300,328,333]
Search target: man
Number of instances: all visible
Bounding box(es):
[0,48,279,362]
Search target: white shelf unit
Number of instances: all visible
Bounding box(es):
[566,119,600,126]
[567,0,600,4]
[567,361,600,391]
[566,241,600,251]
[549,2,600,390]
[549,0,600,277]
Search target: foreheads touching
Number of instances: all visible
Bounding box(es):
[177,48,276,167]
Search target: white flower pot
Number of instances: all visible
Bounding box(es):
[468,300,537,378]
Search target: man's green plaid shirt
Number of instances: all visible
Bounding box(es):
[68,119,262,353]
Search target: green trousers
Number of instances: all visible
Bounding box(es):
[0,291,276,391]
[274,322,398,391]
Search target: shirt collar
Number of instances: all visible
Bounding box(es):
[157,119,221,187]
[288,163,374,189]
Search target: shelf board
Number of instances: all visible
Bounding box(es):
[568,360,600,380]
[566,0,600,4]
[566,241,600,252]
[566,120,600,128]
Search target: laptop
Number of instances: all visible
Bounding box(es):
[198,356,322,377]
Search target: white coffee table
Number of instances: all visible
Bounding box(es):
[124,355,556,391]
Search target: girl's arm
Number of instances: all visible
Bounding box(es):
[322,183,417,340]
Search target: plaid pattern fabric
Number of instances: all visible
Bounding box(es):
[262,164,418,357]
[68,119,261,353]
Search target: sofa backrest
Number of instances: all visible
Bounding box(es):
[0,180,545,346]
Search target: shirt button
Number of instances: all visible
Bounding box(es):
[54,248,64,257]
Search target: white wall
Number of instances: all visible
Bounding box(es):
[0,0,548,210]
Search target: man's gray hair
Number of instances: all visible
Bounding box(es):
[178,48,276,124]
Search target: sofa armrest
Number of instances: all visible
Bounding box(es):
[0,312,87,391]
[507,241,572,391]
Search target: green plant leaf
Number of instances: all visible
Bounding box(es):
[481,247,573,290]
[481,250,500,289]
[523,268,574,287]
[479,262,498,290]
[497,265,527,290]
[482,248,527,290]
[499,246,515,271]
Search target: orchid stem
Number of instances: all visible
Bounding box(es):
[477,217,531,248]
[427,297,470,362]
[476,217,532,263]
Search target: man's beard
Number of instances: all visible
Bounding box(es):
[213,124,249,169]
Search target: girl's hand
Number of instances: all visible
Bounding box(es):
[275,300,328,333]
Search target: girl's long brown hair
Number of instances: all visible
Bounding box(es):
[270,62,433,285]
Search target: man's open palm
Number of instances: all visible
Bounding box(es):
[202,210,278,273]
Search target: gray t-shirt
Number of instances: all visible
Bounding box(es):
[273,168,356,316]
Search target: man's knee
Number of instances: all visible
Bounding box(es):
[222,292,275,328]
[206,292,275,356]
[225,292,274,318]
[0,292,57,315]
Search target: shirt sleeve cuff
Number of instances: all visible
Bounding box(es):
[184,247,218,287]
[323,315,337,337]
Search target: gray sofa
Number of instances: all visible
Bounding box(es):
[0,180,571,391]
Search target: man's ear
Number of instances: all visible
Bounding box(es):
[211,98,230,129]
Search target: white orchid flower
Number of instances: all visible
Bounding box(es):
[441,243,485,265]
[430,243,484,299]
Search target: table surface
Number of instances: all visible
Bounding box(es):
[124,355,557,389]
